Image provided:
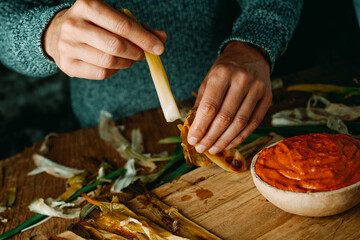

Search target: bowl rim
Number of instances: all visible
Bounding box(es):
[250,140,360,196]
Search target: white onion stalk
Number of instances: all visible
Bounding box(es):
[145,53,181,122]
[121,9,181,122]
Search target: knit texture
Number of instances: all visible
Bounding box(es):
[0,0,303,127]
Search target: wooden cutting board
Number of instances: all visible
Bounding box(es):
[1,106,360,239]
[126,134,360,240]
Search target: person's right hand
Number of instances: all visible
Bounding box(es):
[43,0,167,80]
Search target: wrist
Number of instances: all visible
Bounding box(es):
[224,41,271,70]
[43,9,68,59]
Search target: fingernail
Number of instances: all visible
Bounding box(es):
[208,146,220,155]
[188,137,198,146]
[195,144,207,153]
[152,44,163,55]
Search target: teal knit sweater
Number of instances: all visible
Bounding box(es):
[0,0,302,127]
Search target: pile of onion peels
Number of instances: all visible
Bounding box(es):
[71,193,221,240]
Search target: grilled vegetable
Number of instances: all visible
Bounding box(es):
[81,193,187,239]
[178,109,246,173]
[134,194,222,240]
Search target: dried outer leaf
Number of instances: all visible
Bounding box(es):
[99,110,157,171]
[60,171,90,201]
[1,187,16,207]
[135,194,222,240]
[306,95,331,121]
[0,216,8,224]
[178,108,246,173]
[271,95,353,135]
[28,198,80,219]
[78,220,128,240]
[111,159,136,193]
[131,128,144,153]
[52,230,86,240]
[39,132,58,154]
[325,103,360,121]
[28,154,84,178]
[81,194,187,239]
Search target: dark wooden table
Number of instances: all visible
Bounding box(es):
[1,57,360,239]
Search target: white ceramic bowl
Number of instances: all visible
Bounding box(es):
[250,142,360,217]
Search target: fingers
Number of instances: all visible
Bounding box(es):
[76,0,164,55]
[208,90,262,154]
[187,70,230,150]
[142,24,167,43]
[69,22,145,60]
[194,78,207,108]
[190,71,271,154]
[226,94,272,149]
[150,29,167,43]
[62,42,134,69]
[59,59,119,80]
[195,81,247,154]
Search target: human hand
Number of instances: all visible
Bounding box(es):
[187,41,272,154]
[43,0,167,80]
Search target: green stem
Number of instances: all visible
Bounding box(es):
[163,162,192,183]
[155,153,184,177]
[148,156,176,162]
[0,168,126,240]
[158,136,181,144]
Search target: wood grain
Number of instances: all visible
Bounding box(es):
[0,108,181,239]
[127,133,360,240]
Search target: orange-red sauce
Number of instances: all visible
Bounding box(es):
[255,133,360,192]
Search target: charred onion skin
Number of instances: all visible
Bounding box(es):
[178,109,246,173]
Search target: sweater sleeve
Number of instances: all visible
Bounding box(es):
[219,0,303,70]
[0,1,73,77]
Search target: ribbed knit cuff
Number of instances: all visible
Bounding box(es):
[12,3,72,77]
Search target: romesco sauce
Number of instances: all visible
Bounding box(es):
[255,133,360,193]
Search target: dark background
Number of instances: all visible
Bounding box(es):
[1,0,360,159]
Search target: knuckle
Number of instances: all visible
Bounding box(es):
[61,18,77,34]
[99,54,115,68]
[251,118,261,129]
[213,63,232,77]
[57,41,68,54]
[107,37,124,54]
[136,36,153,51]
[216,111,233,126]
[233,115,248,129]
[255,81,266,93]
[75,0,93,9]
[115,18,132,35]
[239,74,250,86]
[234,135,246,145]
[120,60,133,69]
[200,101,218,118]
[134,50,145,60]
[214,138,230,150]
[203,133,220,146]
[95,69,108,80]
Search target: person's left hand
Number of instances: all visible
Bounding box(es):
[187,41,272,154]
